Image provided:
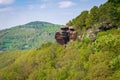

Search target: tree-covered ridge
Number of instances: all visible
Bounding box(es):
[67,0,120,34]
[0,29,120,80]
[0,21,60,51]
[0,0,120,79]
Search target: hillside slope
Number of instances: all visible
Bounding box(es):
[0,0,120,80]
[0,29,120,80]
[0,21,60,51]
[67,0,120,34]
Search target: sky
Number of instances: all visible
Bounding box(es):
[0,0,107,30]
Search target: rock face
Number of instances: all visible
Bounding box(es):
[69,27,77,42]
[55,26,77,45]
[77,22,119,42]
[55,31,68,45]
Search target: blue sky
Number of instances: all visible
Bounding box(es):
[0,0,107,30]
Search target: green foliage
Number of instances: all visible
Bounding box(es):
[67,11,88,34]
[108,0,120,3]
[92,29,120,53]
[0,21,60,51]
[67,0,120,34]
[0,1,120,80]
[109,56,120,70]
[0,29,120,80]
[111,70,120,80]
[86,6,99,27]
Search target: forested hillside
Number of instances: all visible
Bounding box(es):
[0,0,120,80]
[0,21,60,51]
[67,0,120,34]
[0,29,120,80]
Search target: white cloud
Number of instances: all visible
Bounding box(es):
[0,0,14,5]
[0,7,13,12]
[58,1,75,8]
[40,4,46,9]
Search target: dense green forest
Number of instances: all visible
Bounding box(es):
[0,29,120,80]
[0,21,60,51]
[0,0,120,80]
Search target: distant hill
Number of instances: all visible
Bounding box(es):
[0,21,61,51]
